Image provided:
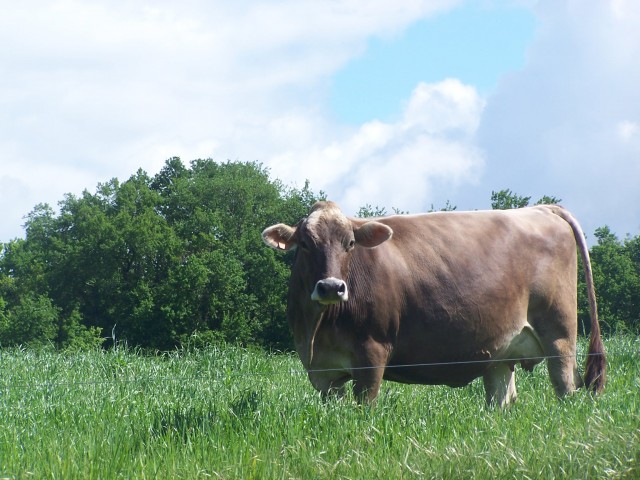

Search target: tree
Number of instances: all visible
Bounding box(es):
[357,204,388,218]
[0,294,58,348]
[429,200,457,212]
[535,195,562,205]
[491,189,562,210]
[0,158,324,350]
[490,189,531,210]
[586,227,640,333]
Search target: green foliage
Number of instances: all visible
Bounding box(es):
[58,308,106,351]
[357,203,388,218]
[535,194,562,205]
[0,290,104,351]
[0,294,57,349]
[585,227,640,333]
[491,189,531,209]
[490,189,561,210]
[0,159,322,350]
[0,336,638,478]
[357,204,410,217]
[429,199,457,212]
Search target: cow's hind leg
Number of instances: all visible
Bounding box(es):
[320,376,350,401]
[310,373,350,401]
[531,272,584,397]
[545,338,582,397]
[352,366,385,404]
[534,304,582,397]
[483,363,517,408]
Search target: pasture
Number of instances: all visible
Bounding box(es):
[1,336,638,479]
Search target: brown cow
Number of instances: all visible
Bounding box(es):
[262,201,606,406]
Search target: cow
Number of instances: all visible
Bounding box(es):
[262,201,606,406]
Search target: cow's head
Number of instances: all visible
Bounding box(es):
[262,201,393,305]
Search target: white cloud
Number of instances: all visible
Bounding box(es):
[617,121,640,142]
[268,79,485,215]
[402,80,483,134]
[474,0,640,236]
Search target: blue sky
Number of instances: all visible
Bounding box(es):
[1,0,639,242]
[330,4,536,124]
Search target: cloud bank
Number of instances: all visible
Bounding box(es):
[475,0,640,236]
[1,0,639,241]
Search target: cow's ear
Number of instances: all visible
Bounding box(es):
[262,224,297,251]
[354,221,393,248]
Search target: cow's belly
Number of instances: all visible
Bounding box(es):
[383,358,488,387]
[385,324,544,387]
[492,324,545,371]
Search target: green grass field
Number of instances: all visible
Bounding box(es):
[1,335,638,479]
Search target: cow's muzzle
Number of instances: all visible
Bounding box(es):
[311,277,348,304]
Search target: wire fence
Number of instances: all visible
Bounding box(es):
[304,351,605,373]
[0,351,607,394]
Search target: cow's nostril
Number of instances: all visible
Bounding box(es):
[312,278,349,303]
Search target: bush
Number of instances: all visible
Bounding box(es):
[0,294,58,349]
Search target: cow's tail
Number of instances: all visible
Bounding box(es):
[550,205,606,393]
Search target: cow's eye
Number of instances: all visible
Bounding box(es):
[347,239,356,251]
[299,240,309,251]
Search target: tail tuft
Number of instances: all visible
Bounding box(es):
[584,331,606,394]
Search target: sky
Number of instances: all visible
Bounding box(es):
[1,0,639,243]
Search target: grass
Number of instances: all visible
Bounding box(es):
[0,336,638,479]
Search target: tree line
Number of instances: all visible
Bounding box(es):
[0,159,638,350]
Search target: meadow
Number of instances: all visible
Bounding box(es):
[1,335,638,479]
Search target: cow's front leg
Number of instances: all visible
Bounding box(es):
[351,341,390,404]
